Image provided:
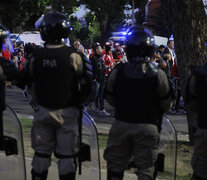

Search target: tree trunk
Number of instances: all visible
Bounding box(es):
[163,0,207,144]
[164,0,207,97]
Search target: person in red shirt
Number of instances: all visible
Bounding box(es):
[113,42,124,64]
[102,45,115,77]
[14,49,26,71]
[171,57,184,114]
[1,50,11,60]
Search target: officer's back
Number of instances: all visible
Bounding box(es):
[104,25,173,180]
[20,10,93,180]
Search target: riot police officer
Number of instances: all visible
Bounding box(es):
[20,11,93,180]
[103,25,173,180]
[186,62,207,180]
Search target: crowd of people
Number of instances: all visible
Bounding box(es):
[68,40,127,116]
[151,40,185,114]
[1,41,26,71]
[73,37,185,116]
[0,33,184,116]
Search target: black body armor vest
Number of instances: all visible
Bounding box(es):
[32,46,80,109]
[114,63,162,126]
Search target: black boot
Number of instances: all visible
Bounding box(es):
[107,170,124,180]
[59,172,76,180]
[31,169,48,180]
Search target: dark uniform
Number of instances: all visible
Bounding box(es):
[186,62,207,180]
[89,43,108,113]
[20,11,93,180]
[104,26,173,180]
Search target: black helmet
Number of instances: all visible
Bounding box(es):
[35,11,72,43]
[0,24,13,52]
[126,25,155,61]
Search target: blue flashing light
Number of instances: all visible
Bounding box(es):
[127,32,132,36]
[144,29,151,35]
[122,32,127,35]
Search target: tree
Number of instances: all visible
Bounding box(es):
[162,0,207,90]
[0,1,24,31]
[79,0,127,43]
[0,0,78,32]
[162,0,207,143]
[147,1,172,37]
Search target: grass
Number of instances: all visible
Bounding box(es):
[20,117,32,133]
[98,134,108,149]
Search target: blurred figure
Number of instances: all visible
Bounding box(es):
[89,43,110,116]
[113,43,124,64]
[171,57,184,114]
[157,45,165,58]
[186,62,207,180]
[74,40,85,54]
[151,52,166,69]
[13,49,26,71]
[102,45,115,77]
[0,24,19,116]
[162,53,172,79]
[163,40,176,74]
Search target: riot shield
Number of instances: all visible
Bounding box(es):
[76,109,101,180]
[0,105,26,180]
[157,115,177,180]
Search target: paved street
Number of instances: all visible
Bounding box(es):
[5,86,189,134]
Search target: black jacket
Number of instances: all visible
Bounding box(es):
[90,53,106,83]
[0,57,19,110]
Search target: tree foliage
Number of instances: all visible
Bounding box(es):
[79,0,129,43]
[0,0,78,32]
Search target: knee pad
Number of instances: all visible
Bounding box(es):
[55,152,77,175]
[32,152,52,173]
[31,169,48,180]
